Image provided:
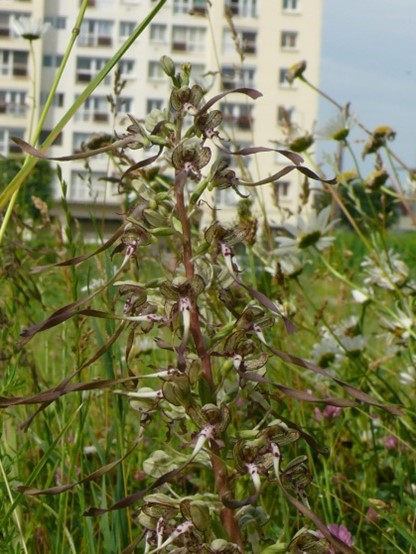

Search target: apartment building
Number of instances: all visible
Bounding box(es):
[0,0,323,228]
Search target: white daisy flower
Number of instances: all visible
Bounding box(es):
[339,335,366,356]
[352,288,373,304]
[317,109,356,142]
[312,316,366,369]
[311,336,342,368]
[399,364,415,385]
[362,250,409,290]
[274,206,337,255]
[278,253,305,277]
[11,16,50,41]
[336,315,360,336]
[382,306,414,341]
[264,253,305,279]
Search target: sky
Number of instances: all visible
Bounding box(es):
[318,0,416,171]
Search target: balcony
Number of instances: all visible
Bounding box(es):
[93,112,109,123]
[97,36,112,46]
[12,65,28,77]
[172,41,187,51]
[190,1,206,15]
[0,102,27,116]
[223,114,253,131]
[225,0,258,17]
[237,115,251,129]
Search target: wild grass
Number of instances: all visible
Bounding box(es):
[1,224,415,553]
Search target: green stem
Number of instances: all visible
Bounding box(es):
[0,456,29,554]
[28,40,37,143]
[0,37,39,243]
[344,140,362,179]
[0,190,18,242]
[32,0,90,146]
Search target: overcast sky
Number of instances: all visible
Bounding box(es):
[318,0,416,169]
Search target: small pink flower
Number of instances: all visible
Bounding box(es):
[324,405,342,418]
[328,524,353,545]
[318,523,353,553]
[235,396,245,407]
[314,405,342,422]
[384,435,399,450]
[55,467,62,486]
[365,506,378,523]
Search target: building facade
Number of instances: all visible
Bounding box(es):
[0,0,323,228]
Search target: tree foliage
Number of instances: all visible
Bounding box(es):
[0,157,53,219]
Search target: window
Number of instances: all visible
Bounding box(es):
[118,59,135,79]
[225,0,258,17]
[173,0,191,13]
[281,30,298,49]
[277,105,294,125]
[79,19,113,47]
[83,0,114,6]
[115,97,133,113]
[221,103,253,130]
[76,57,110,84]
[0,49,28,76]
[273,180,291,200]
[172,26,206,53]
[223,29,257,55]
[150,24,167,43]
[283,0,300,12]
[191,0,206,14]
[75,96,109,123]
[279,68,290,86]
[148,61,164,81]
[0,12,30,37]
[73,132,92,152]
[241,30,256,54]
[219,141,251,168]
[43,54,63,68]
[72,133,109,162]
[40,91,65,107]
[45,16,67,29]
[0,90,27,116]
[39,130,62,145]
[0,127,25,155]
[191,64,208,87]
[119,21,135,40]
[215,187,239,207]
[173,0,208,14]
[0,13,12,37]
[146,99,163,113]
[222,66,255,90]
[69,170,109,203]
